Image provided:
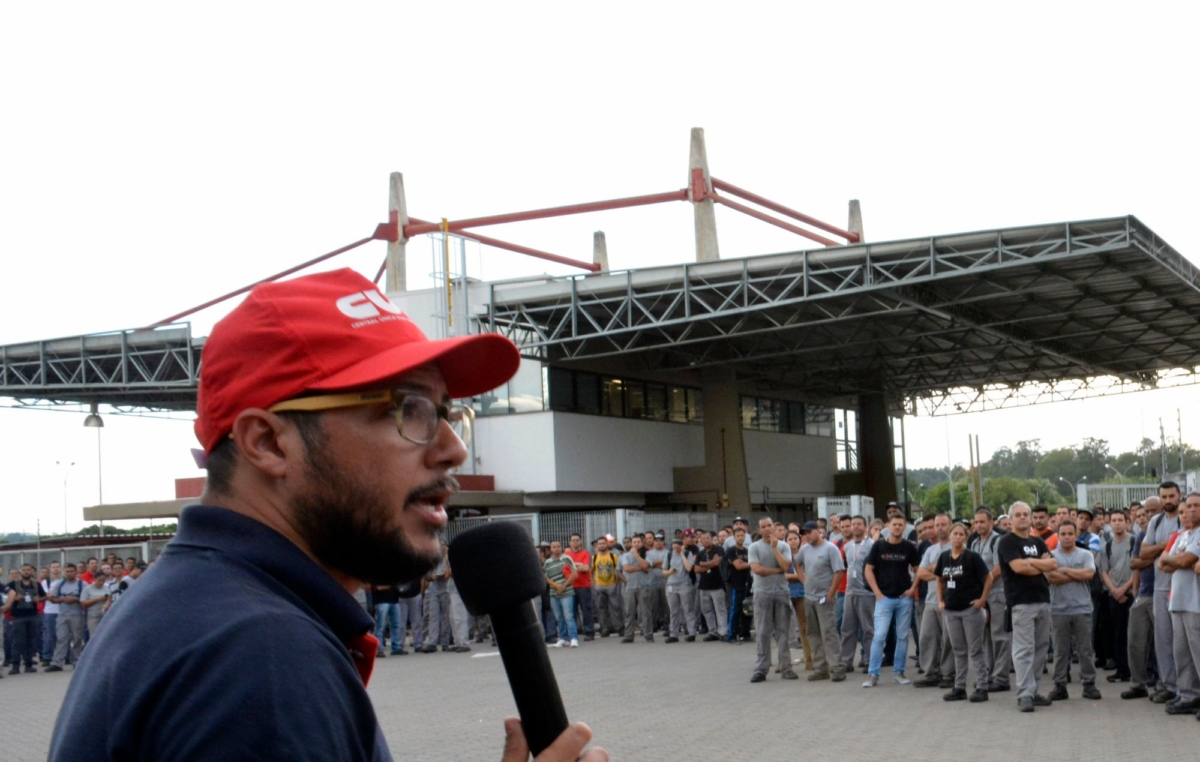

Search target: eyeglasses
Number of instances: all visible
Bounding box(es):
[268,389,472,446]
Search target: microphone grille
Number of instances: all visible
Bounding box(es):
[449,522,546,616]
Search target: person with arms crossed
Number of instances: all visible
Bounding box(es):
[1045,520,1102,701]
[620,536,653,643]
[565,533,595,642]
[1157,491,1200,716]
[913,514,955,689]
[797,520,846,682]
[997,501,1058,713]
[47,270,605,762]
[1140,481,1183,704]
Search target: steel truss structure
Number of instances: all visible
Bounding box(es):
[1,217,1197,418]
[0,325,201,411]
[486,216,1200,415]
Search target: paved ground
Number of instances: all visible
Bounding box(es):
[6,636,1197,761]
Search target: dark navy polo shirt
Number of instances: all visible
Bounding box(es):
[49,505,394,762]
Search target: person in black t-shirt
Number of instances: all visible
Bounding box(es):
[726,528,752,642]
[693,531,728,641]
[997,501,1057,712]
[863,515,922,687]
[935,523,993,703]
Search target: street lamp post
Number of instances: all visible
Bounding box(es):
[1058,476,1087,508]
[942,469,956,518]
[83,403,105,536]
[55,460,76,535]
[1106,462,1134,484]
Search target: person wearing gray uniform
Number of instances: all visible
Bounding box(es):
[1140,482,1182,703]
[1098,509,1136,684]
[645,535,669,634]
[914,514,955,688]
[1123,500,1157,699]
[46,564,86,672]
[423,550,452,652]
[620,536,653,642]
[1046,520,1102,701]
[971,508,1010,692]
[1158,491,1200,715]
[839,517,875,674]
[997,502,1058,712]
[663,539,697,643]
[798,521,846,681]
[936,522,994,702]
[749,518,797,682]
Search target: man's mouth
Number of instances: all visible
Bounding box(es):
[405,478,459,528]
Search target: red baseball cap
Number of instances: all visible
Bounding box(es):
[194,268,521,453]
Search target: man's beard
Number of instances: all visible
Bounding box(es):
[290,439,442,586]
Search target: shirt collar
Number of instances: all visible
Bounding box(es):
[171,505,374,643]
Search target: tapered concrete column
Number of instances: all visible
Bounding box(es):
[689,128,720,262]
[592,231,610,272]
[858,392,897,515]
[701,368,750,513]
[385,172,410,292]
[848,199,864,243]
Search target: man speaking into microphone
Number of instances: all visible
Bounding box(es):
[48,269,607,762]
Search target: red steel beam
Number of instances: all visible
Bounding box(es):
[409,216,599,272]
[404,189,688,237]
[711,195,839,247]
[711,178,859,243]
[147,236,376,328]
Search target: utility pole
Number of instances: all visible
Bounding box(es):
[1160,418,1169,479]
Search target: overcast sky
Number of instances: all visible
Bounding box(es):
[2,4,1197,534]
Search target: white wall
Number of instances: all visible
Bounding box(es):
[472,413,557,492]
[742,429,837,497]
[552,413,704,492]
[473,412,705,494]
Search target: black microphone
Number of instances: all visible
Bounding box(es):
[449,523,569,757]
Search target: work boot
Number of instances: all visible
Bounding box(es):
[1121,686,1149,699]
[1082,683,1102,700]
[943,688,967,702]
[1018,697,1034,713]
[1032,694,1053,707]
[1048,684,1069,701]
[969,689,989,703]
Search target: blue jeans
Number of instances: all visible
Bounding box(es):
[870,596,914,678]
[835,592,846,633]
[374,603,403,653]
[549,595,578,641]
[42,613,57,662]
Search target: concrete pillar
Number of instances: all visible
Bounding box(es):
[701,368,750,513]
[858,392,897,515]
[592,231,610,272]
[689,127,720,262]
[848,199,864,243]
[385,172,410,292]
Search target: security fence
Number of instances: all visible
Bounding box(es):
[449,507,820,546]
[1081,484,1160,511]
[0,539,165,575]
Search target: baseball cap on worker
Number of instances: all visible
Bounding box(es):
[194,268,521,453]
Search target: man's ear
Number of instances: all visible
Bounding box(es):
[229,409,304,479]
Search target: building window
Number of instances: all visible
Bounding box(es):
[836,408,858,471]
[541,367,702,424]
[805,405,833,437]
[601,378,624,417]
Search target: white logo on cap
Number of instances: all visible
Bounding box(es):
[336,290,403,320]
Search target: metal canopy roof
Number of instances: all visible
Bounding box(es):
[0,324,201,411]
[2,216,1198,417]
[486,216,1200,414]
